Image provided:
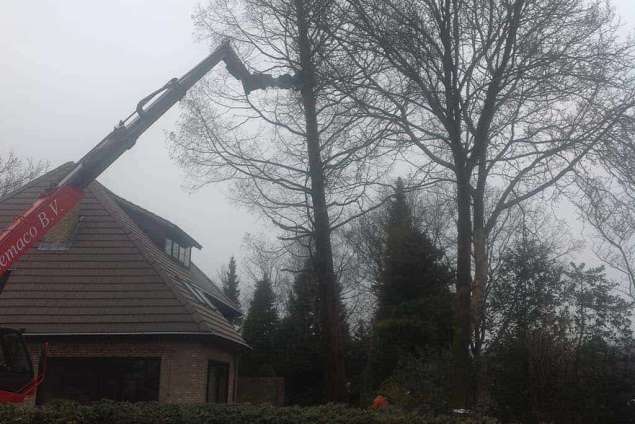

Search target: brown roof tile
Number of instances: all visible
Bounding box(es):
[0,163,247,349]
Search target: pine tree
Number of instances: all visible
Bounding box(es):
[241,275,279,376]
[367,178,455,392]
[222,256,241,308]
[278,265,324,404]
[277,261,350,404]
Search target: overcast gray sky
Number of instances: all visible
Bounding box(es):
[0,0,264,278]
[1,0,635,281]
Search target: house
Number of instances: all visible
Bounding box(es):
[0,163,247,404]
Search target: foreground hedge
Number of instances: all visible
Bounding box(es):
[0,401,497,424]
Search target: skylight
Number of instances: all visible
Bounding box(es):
[183,281,217,311]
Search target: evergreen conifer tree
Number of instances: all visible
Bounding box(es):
[222,256,241,308]
[367,178,455,392]
[241,275,279,376]
[278,261,350,404]
[278,265,324,404]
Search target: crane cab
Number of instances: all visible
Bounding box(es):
[0,328,47,403]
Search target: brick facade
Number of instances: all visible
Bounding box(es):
[25,336,238,405]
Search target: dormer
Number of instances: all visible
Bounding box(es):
[112,194,202,268]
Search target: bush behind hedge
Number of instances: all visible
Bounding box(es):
[0,401,497,424]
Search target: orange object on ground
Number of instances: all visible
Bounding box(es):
[371,394,389,410]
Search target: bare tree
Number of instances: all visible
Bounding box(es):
[571,131,635,297]
[574,180,635,296]
[170,0,393,401]
[241,232,297,309]
[0,151,48,198]
[336,0,635,406]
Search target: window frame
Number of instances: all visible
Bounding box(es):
[164,238,191,268]
[164,239,173,255]
[184,283,216,311]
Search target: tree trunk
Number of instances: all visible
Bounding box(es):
[294,0,347,403]
[472,200,488,403]
[472,189,488,356]
[452,166,474,409]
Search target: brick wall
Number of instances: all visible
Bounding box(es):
[25,336,237,405]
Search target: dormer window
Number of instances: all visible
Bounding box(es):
[164,238,191,267]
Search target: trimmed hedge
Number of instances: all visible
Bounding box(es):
[0,401,497,424]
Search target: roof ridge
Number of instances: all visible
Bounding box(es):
[87,182,246,347]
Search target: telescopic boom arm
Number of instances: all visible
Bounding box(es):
[0,41,300,276]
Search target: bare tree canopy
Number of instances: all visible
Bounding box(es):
[170,1,393,242]
[0,152,47,199]
[170,0,395,401]
[167,0,635,407]
[333,0,635,407]
[571,129,635,297]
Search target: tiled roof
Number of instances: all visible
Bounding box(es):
[0,163,247,349]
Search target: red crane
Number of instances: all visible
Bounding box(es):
[0,41,300,403]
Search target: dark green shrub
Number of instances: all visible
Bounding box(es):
[380,349,451,414]
[0,401,497,424]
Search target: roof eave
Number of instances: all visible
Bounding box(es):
[22,331,251,350]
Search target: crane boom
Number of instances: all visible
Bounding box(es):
[0,40,300,277]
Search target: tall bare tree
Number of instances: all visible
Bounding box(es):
[171,0,392,401]
[336,0,635,406]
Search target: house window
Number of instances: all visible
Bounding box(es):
[164,239,173,255]
[164,238,191,267]
[206,361,229,403]
[36,357,160,405]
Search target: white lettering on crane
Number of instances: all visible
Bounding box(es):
[6,245,18,260]
[48,199,60,217]
[38,211,50,229]
[1,192,76,271]
[1,223,41,271]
